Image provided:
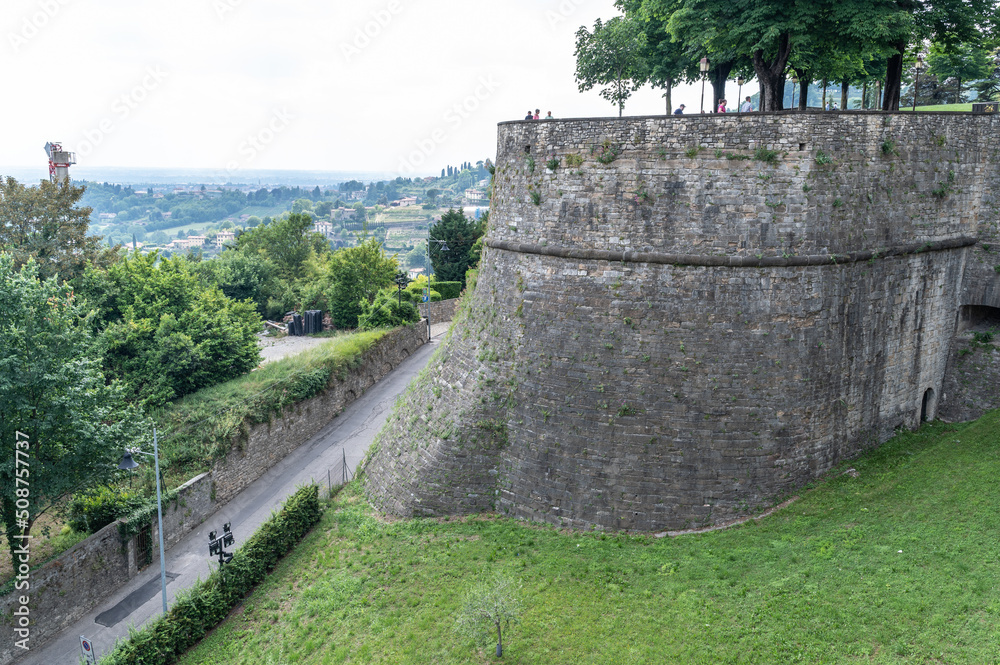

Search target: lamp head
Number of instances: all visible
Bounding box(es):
[699,57,710,74]
[737,77,744,86]
[118,451,139,470]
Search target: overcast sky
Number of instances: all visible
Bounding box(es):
[1,0,758,177]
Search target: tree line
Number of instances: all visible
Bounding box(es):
[0,176,486,564]
[575,0,1000,114]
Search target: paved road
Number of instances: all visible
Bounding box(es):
[20,324,447,665]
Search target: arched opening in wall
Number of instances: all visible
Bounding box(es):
[921,388,936,422]
[955,305,1000,335]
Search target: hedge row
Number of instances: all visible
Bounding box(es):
[430,280,462,300]
[98,484,322,665]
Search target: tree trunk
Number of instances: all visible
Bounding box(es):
[956,76,962,104]
[876,80,883,109]
[664,81,672,115]
[710,62,734,112]
[800,78,809,109]
[882,43,906,111]
[841,81,849,110]
[822,79,828,109]
[862,81,868,109]
[751,33,792,112]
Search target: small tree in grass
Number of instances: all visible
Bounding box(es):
[456,570,523,658]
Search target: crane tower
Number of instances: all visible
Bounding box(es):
[44,142,76,184]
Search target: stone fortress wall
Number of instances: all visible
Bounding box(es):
[365,112,1000,532]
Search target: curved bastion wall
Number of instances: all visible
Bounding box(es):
[365,112,1000,531]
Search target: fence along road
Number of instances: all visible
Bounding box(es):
[20,322,450,665]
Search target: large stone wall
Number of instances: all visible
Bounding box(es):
[365,111,1000,531]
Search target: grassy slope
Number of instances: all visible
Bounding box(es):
[177,413,1000,664]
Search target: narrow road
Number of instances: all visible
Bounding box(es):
[19,324,448,665]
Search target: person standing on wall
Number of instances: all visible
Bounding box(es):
[524,110,534,120]
[673,104,685,115]
[740,96,753,113]
[717,99,728,113]
[533,109,540,120]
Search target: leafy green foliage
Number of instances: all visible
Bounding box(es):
[325,237,399,329]
[231,213,328,280]
[814,150,834,165]
[754,147,780,164]
[358,291,420,330]
[0,176,118,282]
[80,252,261,408]
[97,485,321,665]
[67,486,146,534]
[455,570,523,656]
[155,329,388,476]
[574,15,648,116]
[592,139,623,164]
[0,255,149,561]
[429,209,484,288]
[429,281,462,300]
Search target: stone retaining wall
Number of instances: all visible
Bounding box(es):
[211,323,427,504]
[2,324,428,663]
[420,297,460,325]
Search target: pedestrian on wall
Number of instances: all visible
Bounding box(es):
[524,110,534,120]
[533,109,540,120]
[673,104,685,115]
[717,99,728,113]
[740,96,753,113]
[545,111,555,120]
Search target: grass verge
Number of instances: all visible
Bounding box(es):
[153,328,389,486]
[177,412,1000,664]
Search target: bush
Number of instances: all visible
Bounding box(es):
[429,280,462,300]
[358,292,420,330]
[68,486,147,534]
[98,485,322,665]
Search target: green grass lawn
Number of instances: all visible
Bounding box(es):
[176,413,1000,664]
[909,103,975,112]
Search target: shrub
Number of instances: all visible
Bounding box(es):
[814,150,833,165]
[565,153,584,167]
[68,486,147,534]
[98,485,322,665]
[754,147,780,164]
[429,281,462,300]
[358,292,420,330]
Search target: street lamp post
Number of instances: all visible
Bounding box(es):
[700,57,710,113]
[912,56,924,112]
[119,429,168,616]
[791,76,799,110]
[425,237,449,339]
[393,271,409,308]
[736,77,744,112]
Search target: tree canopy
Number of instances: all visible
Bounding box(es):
[429,209,485,287]
[0,177,117,282]
[0,255,148,562]
[574,15,649,116]
[591,0,998,112]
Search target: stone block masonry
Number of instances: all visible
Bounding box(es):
[365,112,1000,532]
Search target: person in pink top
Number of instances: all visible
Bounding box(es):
[717,99,728,113]
[533,109,540,120]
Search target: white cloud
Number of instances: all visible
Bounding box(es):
[0,0,758,175]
